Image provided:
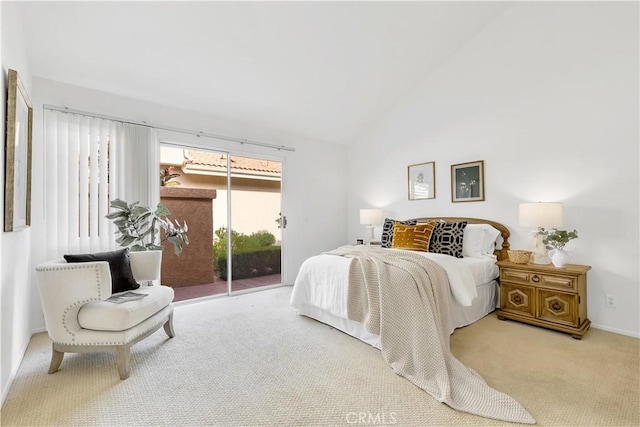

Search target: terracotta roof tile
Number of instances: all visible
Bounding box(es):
[185,150,281,174]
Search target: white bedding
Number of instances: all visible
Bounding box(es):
[290,247,499,347]
[463,254,500,287]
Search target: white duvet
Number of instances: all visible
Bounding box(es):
[291,248,498,323]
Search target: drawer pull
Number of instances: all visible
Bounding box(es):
[532,274,540,283]
[551,301,562,311]
[513,295,523,304]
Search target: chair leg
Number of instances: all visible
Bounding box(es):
[48,344,64,374]
[163,312,175,338]
[116,345,131,380]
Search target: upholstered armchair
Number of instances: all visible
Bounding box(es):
[35,250,175,379]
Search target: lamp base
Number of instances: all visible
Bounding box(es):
[365,225,375,245]
[530,252,551,264]
[530,232,551,264]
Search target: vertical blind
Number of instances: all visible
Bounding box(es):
[43,109,158,260]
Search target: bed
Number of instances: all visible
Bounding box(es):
[290,216,511,348]
[288,217,535,424]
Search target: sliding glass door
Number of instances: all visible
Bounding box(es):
[159,145,283,301]
[229,155,282,293]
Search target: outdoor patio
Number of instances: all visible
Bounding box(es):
[172,274,282,301]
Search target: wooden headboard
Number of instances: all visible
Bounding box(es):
[409,217,511,261]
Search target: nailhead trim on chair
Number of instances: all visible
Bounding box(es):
[36,263,104,301]
[39,261,172,347]
[41,264,105,343]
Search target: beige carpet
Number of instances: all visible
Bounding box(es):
[1,286,638,426]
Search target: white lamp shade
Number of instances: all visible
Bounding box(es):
[359,209,382,225]
[519,202,563,228]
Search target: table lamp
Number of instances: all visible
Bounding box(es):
[519,202,563,264]
[359,208,382,245]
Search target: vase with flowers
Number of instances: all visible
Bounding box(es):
[538,228,578,268]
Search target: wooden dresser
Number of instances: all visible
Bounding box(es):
[496,260,591,339]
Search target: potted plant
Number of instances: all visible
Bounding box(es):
[106,199,189,256]
[538,227,578,268]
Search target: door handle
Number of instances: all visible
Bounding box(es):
[276,213,287,229]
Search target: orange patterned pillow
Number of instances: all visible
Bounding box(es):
[391,222,436,252]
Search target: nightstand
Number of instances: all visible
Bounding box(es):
[496,260,591,339]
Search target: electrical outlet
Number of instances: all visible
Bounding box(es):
[606,294,616,308]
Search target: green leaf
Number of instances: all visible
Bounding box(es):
[117,235,137,247]
[109,199,129,210]
[131,206,150,219]
[155,203,171,217]
[105,211,127,220]
[167,236,183,256]
[136,222,153,234]
[112,218,128,227]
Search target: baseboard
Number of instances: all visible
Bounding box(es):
[591,323,640,339]
[1,333,32,407]
[31,326,46,334]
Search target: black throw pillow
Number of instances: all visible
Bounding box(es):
[428,221,468,258]
[64,248,140,294]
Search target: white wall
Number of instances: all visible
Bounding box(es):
[347,2,639,336]
[1,2,35,404]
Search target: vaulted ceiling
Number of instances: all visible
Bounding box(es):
[18,1,511,145]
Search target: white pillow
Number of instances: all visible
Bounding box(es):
[462,225,486,257]
[462,224,502,257]
[483,225,501,255]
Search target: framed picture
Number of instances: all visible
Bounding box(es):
[408,161,435,200]
[451,160,484,203]
[5,69,33,232]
